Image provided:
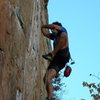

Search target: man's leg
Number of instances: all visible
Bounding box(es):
[46,69,57,99]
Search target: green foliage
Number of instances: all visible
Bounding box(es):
[52,72,64,91]
[83,73,100,100]
[52,72,65,100]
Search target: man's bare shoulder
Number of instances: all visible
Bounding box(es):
[61,32,68,38]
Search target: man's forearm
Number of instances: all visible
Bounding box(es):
[42,24,54,29]
[52,39,65,57]
[41,25,51,38]
[52,45,62,57]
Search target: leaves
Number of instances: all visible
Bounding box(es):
[91,94,100,100]
[89,89,94,94]
[82,82,100,100]
[83,73,100,99]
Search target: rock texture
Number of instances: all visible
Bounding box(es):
[0,0,50,100]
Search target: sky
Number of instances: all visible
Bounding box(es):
[48,0,100,100]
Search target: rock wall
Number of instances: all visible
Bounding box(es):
[0,0,50,100]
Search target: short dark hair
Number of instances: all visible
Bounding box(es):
[52,21,62,26]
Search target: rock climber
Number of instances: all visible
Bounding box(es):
[41,21,71,100]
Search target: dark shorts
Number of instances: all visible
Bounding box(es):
[48,47,70,72]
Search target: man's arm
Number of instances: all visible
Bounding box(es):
[51,32,67,57]
[41,24,55,38]
[42,24,55,29]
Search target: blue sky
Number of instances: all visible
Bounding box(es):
[48,0,100,100]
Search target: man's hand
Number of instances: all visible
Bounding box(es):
[41,25,53,39]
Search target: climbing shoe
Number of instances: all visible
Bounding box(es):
[45,97,49,100]
[45,97,56,100]
[42,53,53,61]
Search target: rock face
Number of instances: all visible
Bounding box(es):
[0,0,50,100]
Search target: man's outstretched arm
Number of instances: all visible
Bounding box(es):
[41,24,54,38]
[42,24,55,29]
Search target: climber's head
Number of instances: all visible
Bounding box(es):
[52,21,62,27]
[51,21,62,36]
